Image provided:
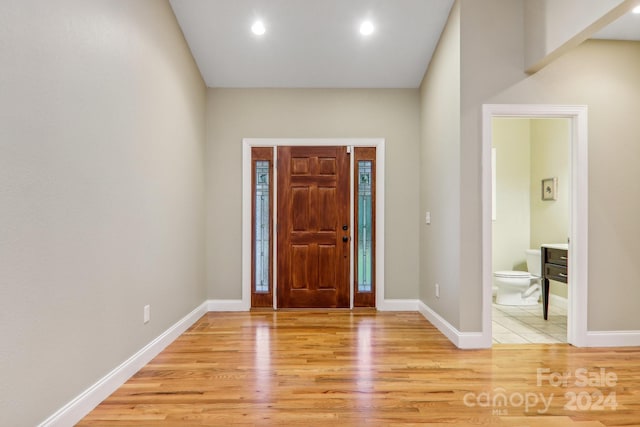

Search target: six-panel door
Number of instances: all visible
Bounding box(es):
[277,146,350,308]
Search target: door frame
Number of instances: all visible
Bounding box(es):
[242,138,385,310]
[482,104,588,347]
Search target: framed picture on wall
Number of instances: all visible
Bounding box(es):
[542,177,557,201]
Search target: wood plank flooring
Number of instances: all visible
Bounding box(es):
[79,311,640,426]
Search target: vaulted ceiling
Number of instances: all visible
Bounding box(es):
[169,0,640,89]
[169,0,454,88]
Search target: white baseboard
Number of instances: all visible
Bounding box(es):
[206,299,248,311]
[40,296,521,426]
[42,295,640,427]
[549,294,568,310]
[585,330,640,347]
[377,298,419,311]
[38,302,208,427]
[417,301,490,349]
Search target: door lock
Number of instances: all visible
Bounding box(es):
[342,236,349,242]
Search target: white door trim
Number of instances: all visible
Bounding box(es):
[242,138,385,310]
[482,105,588,347]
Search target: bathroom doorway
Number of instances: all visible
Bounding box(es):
[482,105,589,347]
[491,117,569,343]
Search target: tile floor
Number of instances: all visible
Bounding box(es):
[492,302,567,344]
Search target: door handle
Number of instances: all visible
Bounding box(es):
[342,236,349,242]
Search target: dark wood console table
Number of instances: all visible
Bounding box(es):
[541,244,568,320]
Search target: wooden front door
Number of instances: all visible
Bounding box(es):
[277,146,350,308]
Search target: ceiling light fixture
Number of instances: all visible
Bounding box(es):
[359,21,374,36]
[251,20,266,35]
[632,5,640,14]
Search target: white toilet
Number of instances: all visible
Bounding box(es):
[494,249,541,306]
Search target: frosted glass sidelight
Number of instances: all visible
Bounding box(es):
[358,161,373,292]
[254,161,270,293]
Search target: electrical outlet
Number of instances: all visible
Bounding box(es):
[143,305,150,324]
[435,283,440,298]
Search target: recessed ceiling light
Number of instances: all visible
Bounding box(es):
[633,5,640,14]
[251,20,266,36]
[360,21,374,36]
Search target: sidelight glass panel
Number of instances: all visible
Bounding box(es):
[254,161,270,293]
[357,161,373,292]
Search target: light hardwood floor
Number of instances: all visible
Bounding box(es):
[79,311,640,426]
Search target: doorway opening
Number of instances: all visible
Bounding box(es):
[242,138,385,310]
[482,105,588,347]
[491,117,570,344]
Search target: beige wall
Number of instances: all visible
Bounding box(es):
[0,1,206,425]
[453,0,640,331]
[529,119,570,249]
[205,88,421,301]
[455,0,529,331]
[425,0,640,332]
[419,1,462,328]
[492,118,531,273]
[492,39,640,330]
[530,119,570,298]
[524,0,626,70]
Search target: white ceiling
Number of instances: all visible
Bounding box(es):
[169,1,639,89]
[169,0,454,88]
